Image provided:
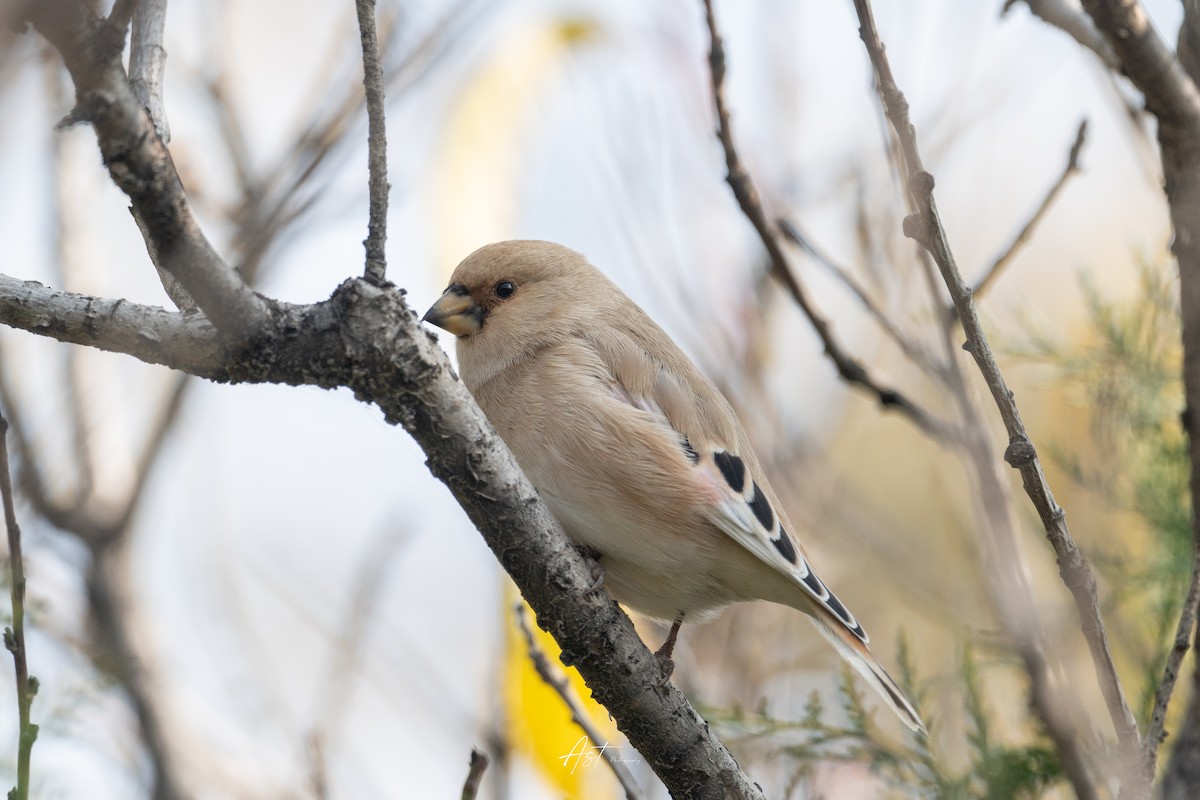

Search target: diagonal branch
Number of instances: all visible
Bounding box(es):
[514,604,645,800]
[26,0,267,339]
[699,0,958,444]
[0,272,768,800]
[777,218,947,378]
[971,119,1088,301]
[1145,540,1200,770]
[851,0,1141,785]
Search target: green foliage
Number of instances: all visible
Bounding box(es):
[1016,257,1190,726]
[704,635,1063,799]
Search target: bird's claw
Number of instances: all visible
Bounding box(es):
[654,649,676,683]
[572,544,606,593]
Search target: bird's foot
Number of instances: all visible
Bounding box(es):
[653,650,676,682]
[572,544,606,593]
[654,617,684,682]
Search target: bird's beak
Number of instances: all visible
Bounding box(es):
[422,286,483,336]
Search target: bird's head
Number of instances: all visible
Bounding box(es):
[422,240,611,385]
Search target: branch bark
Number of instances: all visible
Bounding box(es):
[0,272,769,800]
[698,0,958,445]
[8,4,774,792]
[851,0,1141,794]
[1066,0,1200,793]
[28,0,266,339]
[129,0,169,143]
[354,0,388,284]
[0,413,37,800]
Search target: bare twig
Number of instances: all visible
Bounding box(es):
[0,277,770,800]
[460,748,489,800]
[777,218,947,377]
[699,0,955,443]
[1070,1,1200,789]
[13,3,769,795]
[31,1,267,338]
[1145,540,1200,774]
[851,0,1141,787]
[47,66,97,500]
[971,119,1087,301]
[0,411,37,800]
[307,733,330,800]
[355,0,389,285]
[129,0,170,143]
[514,604,645,800]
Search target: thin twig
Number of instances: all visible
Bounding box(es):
[0,410,37,800]
[970,119,1087,301]
[699,0,957,444]
[777,218,947,377]
[355,0,389,285]
[307,733,331,800]
[1144,539,1200,774]
[514,604,646,800]
[129,0,170,143]
[47,66,96,501]
[460,748,489,800]
[851,0,1141,784]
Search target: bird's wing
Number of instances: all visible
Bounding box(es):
[589,326,925,732]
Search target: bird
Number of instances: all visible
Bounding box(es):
[422,240,924,732]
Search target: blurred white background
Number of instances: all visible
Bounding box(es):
[0,0,1181,797]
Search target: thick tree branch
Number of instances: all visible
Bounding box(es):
[851,0,1141,788]
[26,0,267,339]
[0,275,223,377]
[0,272,766,799]
[1080,0,1200,133]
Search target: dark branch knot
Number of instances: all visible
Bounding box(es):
[1003,436,1037,468]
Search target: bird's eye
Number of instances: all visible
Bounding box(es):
[494,280,516,299]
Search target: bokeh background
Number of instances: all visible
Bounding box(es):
[0,0,1187,797]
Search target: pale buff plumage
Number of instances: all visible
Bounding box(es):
[423,240,924,732]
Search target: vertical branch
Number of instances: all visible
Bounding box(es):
[0,412,37,800]
[129,0,170,143]
[460,748,489,800]
[850,0,1142,781]
[355,0,389,284]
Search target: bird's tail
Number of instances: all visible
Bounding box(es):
[810,616,926,734]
